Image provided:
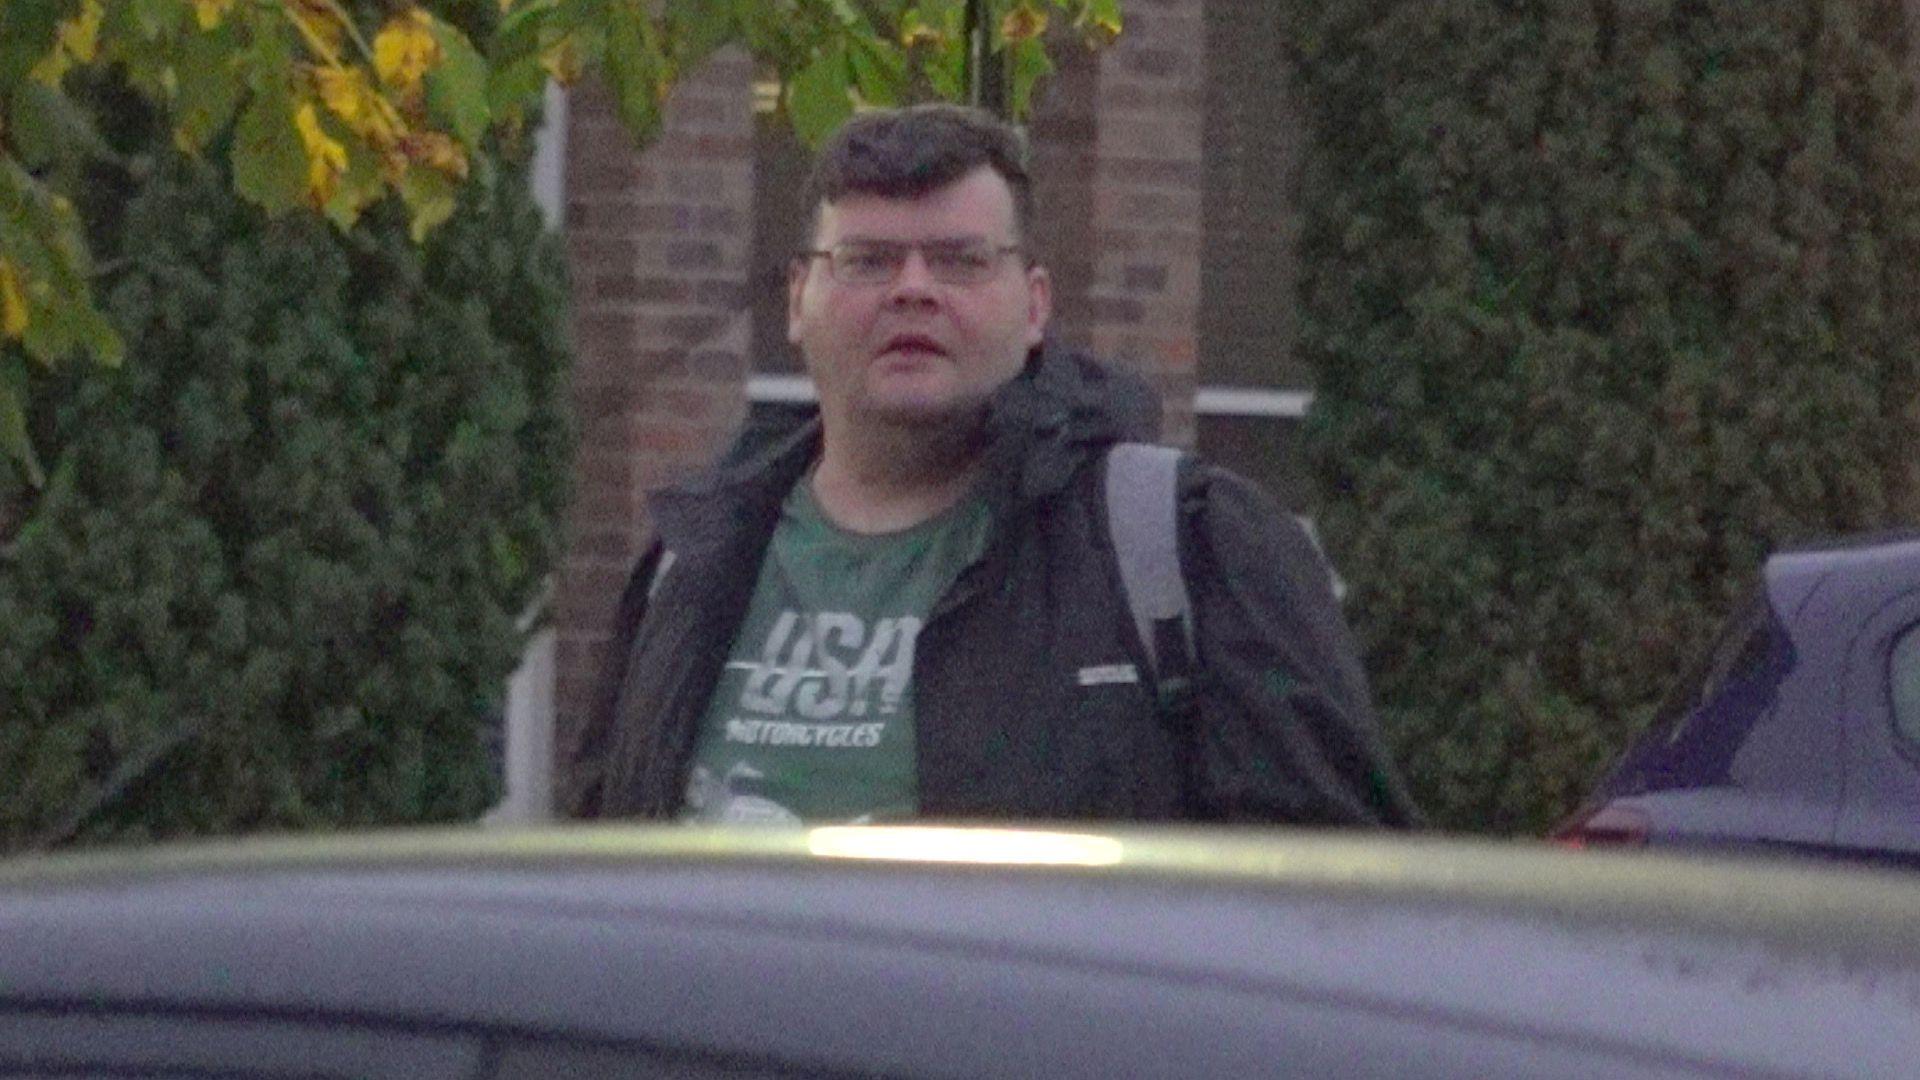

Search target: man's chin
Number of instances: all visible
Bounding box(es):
[854,386,989,428]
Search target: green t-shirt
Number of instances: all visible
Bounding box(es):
[679,477,990,824]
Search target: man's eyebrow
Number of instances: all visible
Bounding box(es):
[831,233,997,245]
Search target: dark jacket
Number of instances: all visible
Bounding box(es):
[569,350,1418,826]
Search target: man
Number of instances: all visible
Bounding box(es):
[570,104,1416,826]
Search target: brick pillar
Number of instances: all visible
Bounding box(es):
[1087,0,1206,446]
[1028,28,1101,352]
[552,50,757,804]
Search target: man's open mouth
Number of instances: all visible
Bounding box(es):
[879,334,948,358]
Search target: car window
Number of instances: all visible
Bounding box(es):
[1890,623,1920,747]
[1599,589,1797,796]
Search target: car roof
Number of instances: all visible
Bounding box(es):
[1768,528,1920,580]
[4,824,1919,960]
[5,826,1920,1079]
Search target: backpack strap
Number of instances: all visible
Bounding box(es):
[1104,443,1198,700]
[646,548,678,600]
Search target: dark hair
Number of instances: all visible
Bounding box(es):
[801,103,1035,243]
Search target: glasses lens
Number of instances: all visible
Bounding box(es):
[925,241,999,284]
[824,240,1014,284]
[831,242,902,284]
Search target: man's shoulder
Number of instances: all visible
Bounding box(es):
[1155,452,1342,596]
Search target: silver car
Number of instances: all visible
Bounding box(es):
[2,825,1918,1078]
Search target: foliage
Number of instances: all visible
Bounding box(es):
[1284,0,1920,833]
[0,0,1124,482]
[0,109,570,851]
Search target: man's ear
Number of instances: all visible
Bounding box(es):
[1024,264,1053,350]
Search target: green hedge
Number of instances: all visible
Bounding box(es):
[1285,0,1920,833]
[0,124,571,851]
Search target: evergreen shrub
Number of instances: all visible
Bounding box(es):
[1284,0,1920,832]
[0,124,571,851]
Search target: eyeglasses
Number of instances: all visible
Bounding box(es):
[800,239,1027,286]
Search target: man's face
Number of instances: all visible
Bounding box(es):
[787,167,1051,429]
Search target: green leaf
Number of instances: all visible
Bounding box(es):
[496,0,563,47]
[1078,0,1122,40]
[53,294,121,367]
[486,56,548,122]
[7,81,108,172]
[0,158,118,370]
[426,20,491,151]
[0,356,44,488]
[788,44,854,148]
[602,0,664,143]
[663,0,737,68]
[170,21,244,153]
[847,34,906,106]
[398,167,459,243]
[320,130,384,231]
[231,81,306,216]
[102,0,181,41]
[0,0,76,93]
[239,17,294,95]
[1005,35,1053,118]
[923,37,966,101]
[826,0,864,28]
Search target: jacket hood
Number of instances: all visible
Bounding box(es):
[977,343,1161,505]
[648,341,1161,543]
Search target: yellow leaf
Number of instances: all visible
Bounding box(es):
[311,64,403,148]
[899,13,945,49]
[1000,3,1047,44]
[29,0,104,84]
[1078,7,1121,47]
[63,0,104,63]
[288,0,348,62]
[294,102,350,207]
[540,35,582,85]
[403,131,468,179]
[192,0,237,31]
[29,54,70,87]
[0,260,28,340]
[373,9,441,97]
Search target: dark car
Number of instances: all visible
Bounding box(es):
[1556,531,1920,866]
[4,824,1920,1078]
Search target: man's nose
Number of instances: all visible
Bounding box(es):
[886,249,939,304]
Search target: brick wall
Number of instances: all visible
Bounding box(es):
[552,50,757,796]
[1028,28,1101,352]
[1087,0,1207,446]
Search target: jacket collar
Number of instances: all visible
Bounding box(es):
[646,345,1156,548]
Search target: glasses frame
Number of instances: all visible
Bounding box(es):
[798,239,1030,286]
